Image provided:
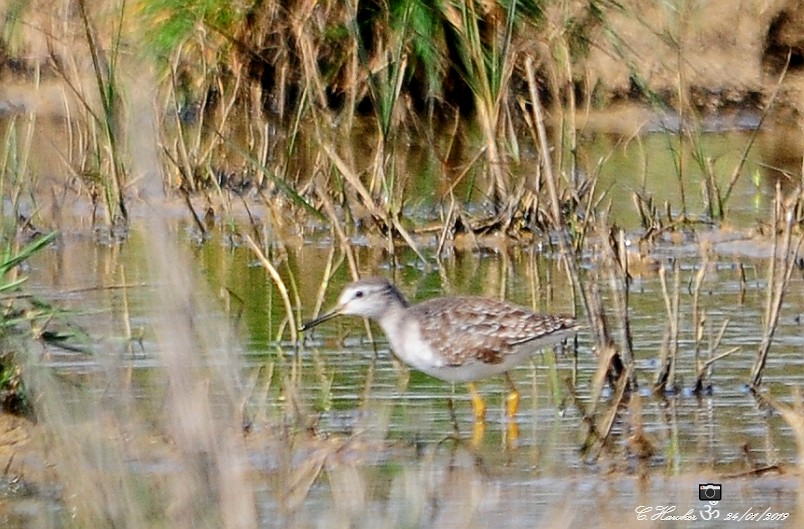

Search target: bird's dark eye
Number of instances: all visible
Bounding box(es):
[354,290,364,298]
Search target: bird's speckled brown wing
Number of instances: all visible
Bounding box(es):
[408,296,577,366]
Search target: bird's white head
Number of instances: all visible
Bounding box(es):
[334,277,408,319]
[300,277,409,330]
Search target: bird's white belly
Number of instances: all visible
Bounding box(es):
[382,320,449,377]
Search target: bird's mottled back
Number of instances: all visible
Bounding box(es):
[408,296,577,366]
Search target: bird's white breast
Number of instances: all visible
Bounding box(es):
[380,316,447,377]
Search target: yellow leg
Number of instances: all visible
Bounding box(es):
[504,373,521,418]
[467,382,486,422]
[506,420,520,448]
[471,420,486,448]
[503,373,520,447]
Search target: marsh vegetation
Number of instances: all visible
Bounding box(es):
[1,1,804,528]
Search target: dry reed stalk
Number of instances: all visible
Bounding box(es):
[318,142,428,264]
[654,260,680,392]
[435,196,457,260]
[320,143,381,217]
[583,258,613,350]
[245,234,298,344]
[315,187,360,279]
[524,56,601,346]
[525,58,560,228]
[571,155,610,254]
[166,59,198,191]
[689,251,737,391]
[750,186,802,388]
[694,346,739,393]
[605,227,635,376]
[738,263,748,304]
[577,344,630,458]
[310,247,338,319]
[290,8,330,115]
[441,146,488,199]
[554,30,579,190]
[181,188,209,236]
[690,252,708,367]
[568,214,633,393]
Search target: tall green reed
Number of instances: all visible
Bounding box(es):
[78,0,128,226]
[449,0,516,205]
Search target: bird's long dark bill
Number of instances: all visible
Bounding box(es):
[299,309,341,331]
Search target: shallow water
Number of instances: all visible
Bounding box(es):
[6,221,803,527]
[4,120,804,527]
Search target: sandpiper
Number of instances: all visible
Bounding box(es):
[300,277,579,422]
